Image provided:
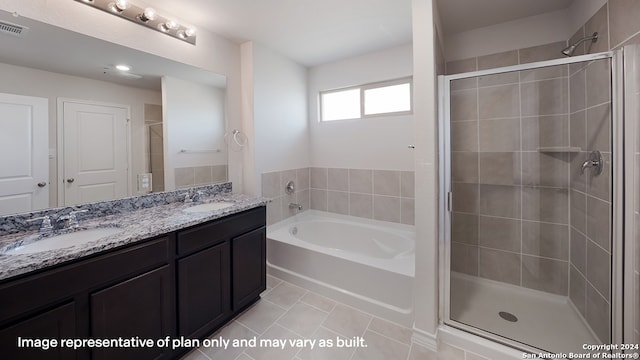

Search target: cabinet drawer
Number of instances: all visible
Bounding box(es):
[0,236,170,325]
[177,207,265,256]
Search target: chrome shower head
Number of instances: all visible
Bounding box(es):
[562,32,599,56]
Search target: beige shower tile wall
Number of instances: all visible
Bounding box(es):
[565,0,640,342]
[568,54,612,343]
[447,43,572,297]
[307,167,415,225]
[446,0,640,344]
[175,165,228,189]
[262,168,310,226]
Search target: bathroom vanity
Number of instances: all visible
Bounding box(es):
[0,186,267,360]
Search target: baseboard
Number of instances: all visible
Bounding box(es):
[411,327,438,351]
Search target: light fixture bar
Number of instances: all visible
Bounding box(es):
[75,0,196,45]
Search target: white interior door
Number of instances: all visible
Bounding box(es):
[0,93,49,216]
[62,101,129,206]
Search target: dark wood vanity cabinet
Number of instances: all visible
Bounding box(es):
[0,205,266,360]
[0,301,78,360]
[90,265,174,360]
[177,242,230,338]
[0,236,173,360]
[232,227,266,311]
[175,206,266,340]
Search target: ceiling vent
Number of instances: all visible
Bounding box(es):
[0,20,29,38]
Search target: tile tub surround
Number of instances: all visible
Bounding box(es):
[309,167,415,225]
[262,167,415,226]
[0,184,268,280]
[182,275,491,360]
[262,168,311,226]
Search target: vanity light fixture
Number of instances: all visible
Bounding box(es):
[74,0,196,45]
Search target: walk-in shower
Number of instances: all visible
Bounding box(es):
[439,50,623,353]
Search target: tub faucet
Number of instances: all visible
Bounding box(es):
[289,203,303,211]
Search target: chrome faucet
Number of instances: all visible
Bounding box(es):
[56,210,89,229]
[27,216,54,233]
[289,203,303,211]
[183,190,205,203]
[191,190,205,202]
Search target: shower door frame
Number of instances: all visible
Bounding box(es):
[437,50,624,352]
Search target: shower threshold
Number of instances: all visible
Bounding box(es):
[450,272,599,354]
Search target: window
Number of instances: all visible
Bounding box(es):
[319,77,412,122]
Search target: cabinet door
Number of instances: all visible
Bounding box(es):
[177,242,230,338]
[90,265,173,360]
[232,227,266,311]
[0,301,78,360]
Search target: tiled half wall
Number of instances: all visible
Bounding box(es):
[262,168,415,226]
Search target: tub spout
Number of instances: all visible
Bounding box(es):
[289,203,303,210]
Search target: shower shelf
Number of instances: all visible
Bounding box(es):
[537,147,582,153]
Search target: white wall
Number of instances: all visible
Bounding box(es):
[444,9,569,61]
[0,62,160,206]
[0,1,244,192]
[250,42,310,195]
[412,0,439,346]
[443,0,607,61]
[162,76,226,190]
[308,44,414,170]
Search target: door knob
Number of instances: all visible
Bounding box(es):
[37,182,47,187]
[66,178,75,183]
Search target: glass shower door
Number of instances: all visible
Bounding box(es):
[442,54,614,353]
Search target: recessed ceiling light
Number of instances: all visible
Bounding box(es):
[115,64,131,71]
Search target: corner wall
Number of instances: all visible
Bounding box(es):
[411,0,439,345]
[252,43,310,195]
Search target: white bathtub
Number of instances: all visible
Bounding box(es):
[266,210,415,326]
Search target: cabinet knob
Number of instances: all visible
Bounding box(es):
[66,178,75,183]
[37,182,47,187]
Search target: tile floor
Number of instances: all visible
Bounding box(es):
[181,275,491,360]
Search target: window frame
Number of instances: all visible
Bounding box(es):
[319,77,413,122]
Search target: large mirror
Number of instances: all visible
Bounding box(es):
[0,10,228,216]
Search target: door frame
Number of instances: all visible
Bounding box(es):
[56,98,132,206]
[437,50,622,352]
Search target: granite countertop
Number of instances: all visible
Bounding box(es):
[0,191,268,281]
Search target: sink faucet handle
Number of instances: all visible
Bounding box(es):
[68,209,89,217]
[192,190,206,202]
[27,216,54,232]
[59,210,88,228]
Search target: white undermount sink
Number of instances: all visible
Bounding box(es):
[3,227,122,255]
[183,201,235,213]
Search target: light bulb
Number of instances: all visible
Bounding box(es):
[185,27,196,37]
[159,19,178,32]
[139,7,156,22]
[115,64,131,71]
[115,0,127,11]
